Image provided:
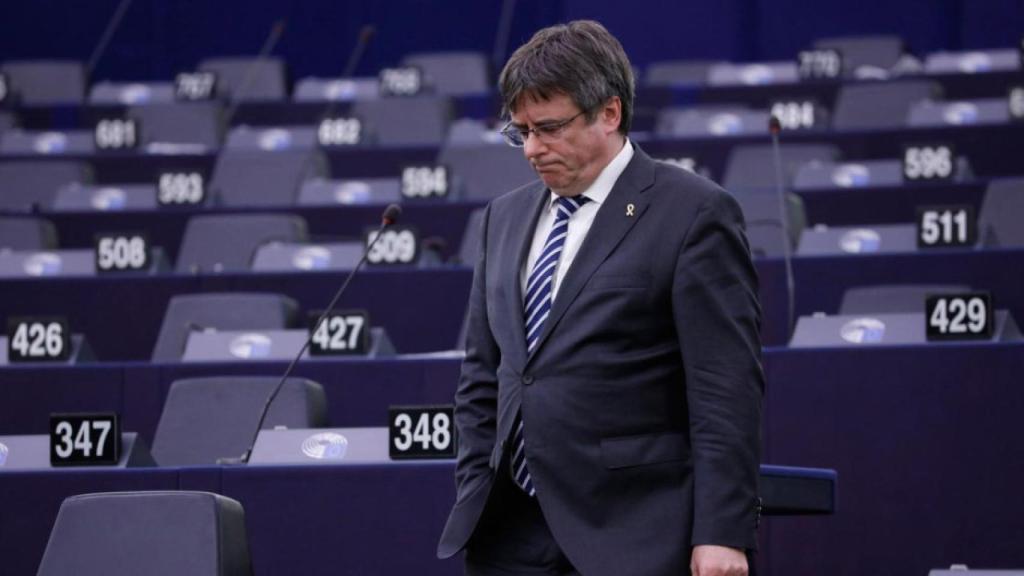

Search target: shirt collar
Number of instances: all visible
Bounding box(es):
[547,138,634,209]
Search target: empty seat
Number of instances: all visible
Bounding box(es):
[0,160,93,211]
[814,35,905,77]
[89,81,175,105]
[655,105,770,138]
[722,143,839,192]
[832,81,941,130]
[644,60,718,87]
[456,207,486,266]
[0,111,16,133]
[128,102,224,150]
[731,190,807,256]
[209,149,325,207]
[293,76,379,102]
[438,143,536,200]
[351,96,453,147]
[37,491,253,576]
[839,285,971,315]
[402,51,490,96]
[151,292,299,361]
[199,57,287,102]
[176,213,308,273]
[52,183,157,211]
[0,60,85,105]
[978,177,1024,247]
[0,129,95,156]
[0,216,57,250]
[297,177,401,205]
[151,376,327,466]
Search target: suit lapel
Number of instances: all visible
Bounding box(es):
[506,181,550,368]
[525,147,657,365]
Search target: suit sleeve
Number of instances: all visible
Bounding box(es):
[452,203,501,496]
[672,189,764,550]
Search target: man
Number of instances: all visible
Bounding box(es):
[438,20,763,576]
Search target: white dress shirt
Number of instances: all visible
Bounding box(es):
[520,139,634,302]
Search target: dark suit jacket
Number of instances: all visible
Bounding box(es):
[438,145,764,575]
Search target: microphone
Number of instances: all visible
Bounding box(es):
[768,115,796,338]
[221,19,288,128]
[341,24,376,79]
[492,0,518,69]
[225,204,403,465]
[86,0,137,78]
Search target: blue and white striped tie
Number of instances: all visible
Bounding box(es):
[512,194,590,496]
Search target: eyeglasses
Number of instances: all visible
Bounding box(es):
[499,109,587,147]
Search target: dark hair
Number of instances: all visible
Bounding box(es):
[499,20,635,135]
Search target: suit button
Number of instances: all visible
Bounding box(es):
[522,375,534,386]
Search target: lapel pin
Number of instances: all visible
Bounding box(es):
[626,203,635,217]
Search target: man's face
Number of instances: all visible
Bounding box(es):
[509,92,620,197]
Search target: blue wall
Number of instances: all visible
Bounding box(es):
[0,0,1019,83]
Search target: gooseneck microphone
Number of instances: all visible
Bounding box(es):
[768,115,796,338]
[225,204,402,464]
[86,0,137,77]
[221,19,288,128]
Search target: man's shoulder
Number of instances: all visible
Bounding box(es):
[648,158,734,215]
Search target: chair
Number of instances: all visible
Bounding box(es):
[402,51,490,96]
[175,214,308,273]
[0,60,85,105]
[839,285,971,315]
[89,81,175,105]
[351,95,453,146]
[0,216,57,250]
[151,376,327,466]
[814,35,905,77]
[978,177,1024,247]
[151,292,299,361]
[456,208,487,266]
[644,60,719,87]
[208,149,325,207]
[128,102,224,149]
[199,57,287,102]
[0,160,93,211]
[438,143,536,200]
[37,491,253,576]
[731,191,807,256]
[721,143,839,192]
[832,81,941,130]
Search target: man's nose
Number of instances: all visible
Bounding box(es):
[523,131,546,160]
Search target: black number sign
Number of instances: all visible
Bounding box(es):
[317,117,362,147]
[798,49,842,80]
[308,310,369,356]
[926,292,993,341]
[94,118,140,151]
[379,67,423,97]
[388,405,457,459]
[365,226,420,266]
[916,205,976,249]
[903,143,955,182]
[769,99,821,130]
[94,232,150,273]
[174,71,218,101]
[156,171,206,206]
[401,165,449,199]
[1009,86,1024,122]
[49,413,121,466]
[7,317,70,363]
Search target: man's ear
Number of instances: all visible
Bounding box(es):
[601,96,623,134]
